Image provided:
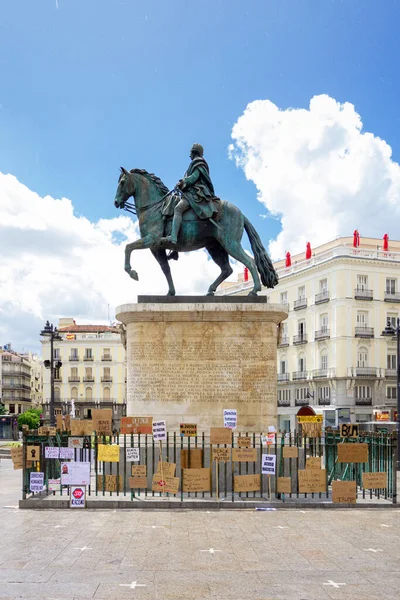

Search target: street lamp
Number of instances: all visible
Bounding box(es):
[40,321,62,427]
[381,317,400,467]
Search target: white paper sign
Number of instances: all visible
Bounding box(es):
[68,437,84,449]
[70,485,86,508]
[61,461,91,486]
[45,446,60,459]
[223,409,237,429]
[261,433,276,446]
[30,472,44,493]
[126,447,140,462]
[262,454,276,475]
[48,478,61,492]
[60,447,75,460]
[152,420,167,442]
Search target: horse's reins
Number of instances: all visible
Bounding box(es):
[123,188,180,216]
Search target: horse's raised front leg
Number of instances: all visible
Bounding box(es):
[124,235,155,280]
[151,249,176,296]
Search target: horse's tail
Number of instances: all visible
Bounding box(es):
[244,217,279,288]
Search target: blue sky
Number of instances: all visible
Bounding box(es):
[2,0,400,250]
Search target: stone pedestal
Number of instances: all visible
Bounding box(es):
[116,297,287,431]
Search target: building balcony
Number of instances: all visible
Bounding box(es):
[315,291,330,304]
[83,376,94,382]
[101,355,112,361]
[292,371,308,381]
[313,369,328,379]
[277,373,290,383]
[83,356,94,362]
[355,397,373,406]
[354,288,373,300]
[384,291,400,303]
[295,398,309,407]
[277,399,291,407]
[315,328,330,341]
[355,367,377,377]
[294,297,307,310]
[1,383,31,391]
[385,396,397,404]
[385,369,397,378]
[355,327,374,338]
[69,356,79,361]
[68,377,81,382]
[101,377,113,383]
[293,334,308,345]
[318,397,331,406]
[278,336,289,348]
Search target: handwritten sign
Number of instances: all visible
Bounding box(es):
[68,437,84,449]
[181,448,203,469]
[180,423,197,437]
[10,447,23,470]
[98,444,120,462]
[261,433,276,446]
[30,472,44,493]
[332,480,357,504]
[92,409,113,435]
[298,469,326,493]
[340,423,359,438]
[212,447,231,462]
[126,447,140,462]
[277,477,291,494]
[234,474,261,493]
[232,448,257,462]
[155,461,176,477]
[306,457,321,470]
[129,476,148,488]
[152,420,167,442]
[362,472,387,489]
[26,446,40,461]
[301,422,323,437]
[131,465,146,477]
[56,414,64,431]
[60,447,74,460]
[152,475,180,494]
[210,427,232,445]
[97,474,123,492]
[283,446,299,459]
[182,468,211,492]
[237,436,251,448]
[48,478,60,492]
[121,416,153,435]
[262,454,276,475]
[337,443,368,463]
[223,409,237,429]
[45,447,60,459]
[71,419,93,436]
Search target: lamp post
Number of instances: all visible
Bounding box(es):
[381,317,400,467]
[40,321,62,427]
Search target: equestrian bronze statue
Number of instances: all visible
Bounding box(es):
[114,143,278,296]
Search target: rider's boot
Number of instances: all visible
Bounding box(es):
[164,211,182,245]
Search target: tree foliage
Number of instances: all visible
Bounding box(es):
[17,408,41,430]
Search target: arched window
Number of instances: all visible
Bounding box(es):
[54,387,61,400]
[85,387,93,400]
[103,387,110,401]
[357,347,368,368]
[71,387,78,399]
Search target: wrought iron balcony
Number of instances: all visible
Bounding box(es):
[354,288,373,300]
[315,291,330,304]
[101,377,113,382]
[385,369,397,378]
[83,376,94,382]
[102,355,112,361]
[295,398,309,406]
[355,367,377,377]
[293,334,308,345]
[294,297,307,310]
[292,371,308,381]
[54,377,62,382]
[312,369,328,379]
[355,327,374,338]
[318,397,331,406]
[68,377,81,382]
[315,328,330,341]
[355,397,373,406]
[278,336,289,347]
[277,373,290,383]
[83,356,94,361]
[69,356,79,361]
[277,399,291,407]
[384,291,400,303]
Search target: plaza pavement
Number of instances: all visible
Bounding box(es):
[1,460,400,600]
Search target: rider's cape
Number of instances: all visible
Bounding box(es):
[162,157,219,220]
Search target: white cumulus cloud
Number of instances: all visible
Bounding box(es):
[229,94,400,259]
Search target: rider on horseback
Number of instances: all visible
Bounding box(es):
[162,143,219,245]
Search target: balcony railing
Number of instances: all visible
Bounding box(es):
[54,377,62,382]
[318,397,331,406]
[355,327,374,338]
[355,367,377,377]
[278,336,289,348]
[69,356,79,361]
[385,369,397,378]
[384,291,400,303]
[355,397,373,406]
[277,373,290,383]
[315,291,330,304]
[277,399,291,407]
[313,369,328,379]
[292,371,308,381]
[83,356,94,361]
[295,398,309,406]
[315,328,330,341]
[68,377,81,382]
[385,396,397,403]
[102,355,112,361]
[354,288,373,300]
[1,383,31,390]
[83,376,94,382]
[294,297,307,310]
[293,334,308,345]
[101,377,113,383]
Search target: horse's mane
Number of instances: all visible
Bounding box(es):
[130,169,169,196]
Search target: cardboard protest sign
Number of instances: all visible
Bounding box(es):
[56,414,64,431]
[152,420,167,442]
[68,437,84,449]
[181,448,203,469]
[210,427,232,445]
[129,476,148,488]
[71,419,93,436]
[306,457,321,470]
[60,447,74,460]
[232,448,257,462]
[37,426,48,436]
[234,474,261,493]
[212,447,231,462]
[152,475,180,494]
[131,465,146,477]
[223,409,237,429]
[340,423,359,438]
[155,461,176,477]
[98,444,120,462]
[301,422,323,437]
[126,447,140,462]
[92,409,113,435]
[262,454,276,475]
[332,480,357,504]
[362,472,387,489]
[277,477,292,494]
[30,472,44,493]
[237,436,251,448]
[121,416,153,435]
[97,474,123,492]
[298,469,326,493]
[121,417,134,435]
[61,461,90,485]
[10,447,23,470]
[182,468,211,492]
[45,447,60,459]
[337,443,368,463]
[64,415,71,431]
[180,423,197,437]
[26,446,40,461]
[283,446,299,459]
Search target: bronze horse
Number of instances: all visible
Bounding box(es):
[114,167,278,296]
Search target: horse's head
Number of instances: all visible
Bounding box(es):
[114,167,135,209]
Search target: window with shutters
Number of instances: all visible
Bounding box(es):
[318,386,330,399]
[357,347,368,368]
[387,353,397,369]
[357,311,368,328]
[298,354,306,372]
[387,313,397,328]
[355,385,371,399]
[280,291,288,304]
[298,286,305,300]
[357,275,368,291]
[320,278,328,292]
[386,278,396,294]
[387,386,397,399]
[321,352,328,370]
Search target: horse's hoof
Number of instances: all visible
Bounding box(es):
[248,290,259,297]
[206,291,215,296]
[167,291,176,296]
[130,270,139,281]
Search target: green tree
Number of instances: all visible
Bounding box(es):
[17,408,41,431]
[0,403,7,416]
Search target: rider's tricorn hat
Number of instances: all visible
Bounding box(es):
[191,143,204,156]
